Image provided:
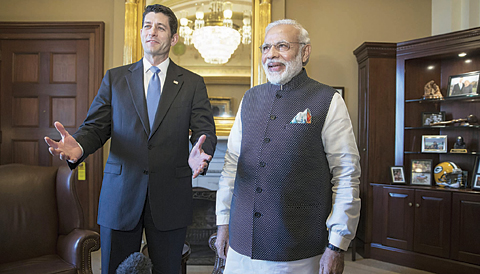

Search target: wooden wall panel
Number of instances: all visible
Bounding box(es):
[13,53,39,82]
[51,97,76,127]
[13,97,39,127]
[51,53,76,83]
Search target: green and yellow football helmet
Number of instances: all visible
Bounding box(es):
[434,161,463,188]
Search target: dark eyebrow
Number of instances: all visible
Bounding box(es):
[144,20,167,28]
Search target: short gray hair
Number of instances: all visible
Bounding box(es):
[265,19,310,45]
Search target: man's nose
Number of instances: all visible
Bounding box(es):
[147,26,158,36]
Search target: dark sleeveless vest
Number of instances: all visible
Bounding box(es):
[229,69,336,261]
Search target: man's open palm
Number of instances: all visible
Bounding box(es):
[189,134,212,178]
[44,121,82,163]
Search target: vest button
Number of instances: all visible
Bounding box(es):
[276,94,282,99]
[270,115,276,120]
[256,187,263,193]
[259,162,266,167]
[254,212,262,218]
[264,138,270,143]
[148,145,153,150]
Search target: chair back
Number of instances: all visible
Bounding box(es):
[0,164,62,264]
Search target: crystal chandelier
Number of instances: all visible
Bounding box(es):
[178,1,252,64]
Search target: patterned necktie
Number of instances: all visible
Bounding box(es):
[146,66,161,129]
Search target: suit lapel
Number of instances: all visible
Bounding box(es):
[125,59,150,137]
[150,61,183,138]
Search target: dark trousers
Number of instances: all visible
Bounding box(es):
[100,196,187,274]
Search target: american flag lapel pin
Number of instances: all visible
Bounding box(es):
[173,80,178,85]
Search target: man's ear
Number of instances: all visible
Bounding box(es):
[171,33,179,47]
[302,44,312,66]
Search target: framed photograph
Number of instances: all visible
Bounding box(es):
[473,175,480,190]
[390,166,406,184]
[422,135,447,153]
[472,158,480,190]
[421,111,445,126]
[411,159,433,186]
[333,87,344,99]
[447,71,480,97]
[209,97,232,117]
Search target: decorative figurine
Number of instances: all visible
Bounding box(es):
[423,80,444,99]
[451,136,467,153]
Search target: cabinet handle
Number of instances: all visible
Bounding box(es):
[416,203,420,208]
[408,203,413,207]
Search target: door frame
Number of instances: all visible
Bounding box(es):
[0,22,105,231]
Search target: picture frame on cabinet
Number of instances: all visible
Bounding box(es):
[421,111,445,126]
[447,71,480,97]
[472,158,480,190]
[411,159,433,186]
[473,174,480,190]
[422,135,447,153]
[390,166,406,184]
[333,86,345,99]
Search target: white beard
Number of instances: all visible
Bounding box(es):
[263,50,303,85]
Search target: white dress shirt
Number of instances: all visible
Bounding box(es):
[142,57,169,98]
[216,92,361,272]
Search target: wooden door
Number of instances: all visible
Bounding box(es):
[414,189,451,258]
[0,22,104,231]
[1,39,89,166]
[451,192,480,265]
[382,187,415,250]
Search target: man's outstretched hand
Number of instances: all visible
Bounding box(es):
[44,121,82,163]
[189,134,212,178]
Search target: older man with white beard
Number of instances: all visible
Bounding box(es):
[214,19,360,274]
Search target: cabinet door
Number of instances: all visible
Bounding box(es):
[414,190,451,258]
[382,187,414,250]
[451,193,480,265]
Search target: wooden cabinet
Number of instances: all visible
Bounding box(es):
[396,28,480,180]
[379,187,451,257]
[353,42,397,257]
[373,184,480,273]
[451,193,480,265]
[413,189,451,257]
[358,27,480,274]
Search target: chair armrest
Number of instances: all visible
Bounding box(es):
[208,233,225,274]
[57,228,100,274]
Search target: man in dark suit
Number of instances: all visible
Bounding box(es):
[452,77,464,95]
[44,4,216,274]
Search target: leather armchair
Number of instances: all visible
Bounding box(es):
[0,164,100,274]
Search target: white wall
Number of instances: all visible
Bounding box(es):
[432,0,480,35]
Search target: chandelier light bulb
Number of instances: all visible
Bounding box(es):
[180,17,189,26]
[224,2,233,18]
[196,11,204,20]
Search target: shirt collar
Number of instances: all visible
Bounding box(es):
[143,57,170,74]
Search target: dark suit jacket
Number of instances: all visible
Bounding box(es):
[452,83,463,95]
[70,59,216,231]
